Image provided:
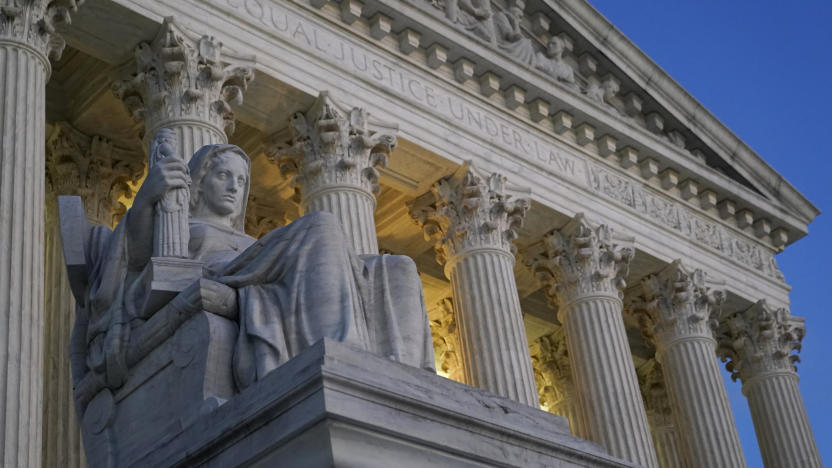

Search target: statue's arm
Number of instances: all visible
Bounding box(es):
[126,157,191,270]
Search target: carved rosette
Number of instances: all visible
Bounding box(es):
[45,122,144,227]
[716,300,806,383]
[0,0,82,67]
[274,91,397,204]
[428,297,463,382]
[408,162,530,269]
[637,260,726,351]
[113,17,254,146]
[531,214,633,310]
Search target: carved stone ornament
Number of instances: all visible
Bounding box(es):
[0,0,82,63]
[45,122,144,227]
[716,300,806,383]
[428,297,463,381]
[272,91,398,203]
[531,214,634,309]
[434,0,495,43]
[637,358,673,423]
[408,161,530,267]
[530,327,573,412]
[636,260,726,349]
[112,16,254,137]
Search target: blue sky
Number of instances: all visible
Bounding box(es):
[586,2,832,466]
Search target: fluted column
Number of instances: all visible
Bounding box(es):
[113,17,254,156]
[0,3,80,466]
[531,327,579,433]
[637,359,684,468]
[409,163,537,406]
[531,214,658,467]
[717,301,821,468]
[636,260,746,467]
[273,92,397,255]
[42,123,144,468]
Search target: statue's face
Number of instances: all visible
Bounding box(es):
[199,152,248,217]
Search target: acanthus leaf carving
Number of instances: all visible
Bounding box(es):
[529,326,573,414]
[45,122,144,227]
[428,297,463,382]
[716,300,806,383]
[270,91,397,203]
[530,214,633,309]
[635,260,726,349]
[112,16,254,138]
[0,0,82,62]
[408,161,530,267]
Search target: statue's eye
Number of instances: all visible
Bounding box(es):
[217,172,228,180]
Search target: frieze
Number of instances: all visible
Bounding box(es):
[588,165,783,281]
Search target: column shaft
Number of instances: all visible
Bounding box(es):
[450,250,537,405]
[650,422,683,468]
[660,338,746,468]
[744,372,821,468]
[304,187,378,255]
[43,204,86,468]
[563,296,658,468]
[551,393,579,434]
[0,43,47,468]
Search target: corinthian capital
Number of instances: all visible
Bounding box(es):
[531,214,633,307]
[45,122,144,226]
[636,260,726,346]
[716,300,806,382]
[0,0,82,62]
[112,17,254,138]
[408,162,530,266]
[271,91,397,201]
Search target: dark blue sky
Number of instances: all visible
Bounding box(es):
[586,1,832,466]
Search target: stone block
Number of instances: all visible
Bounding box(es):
[426,43,447,69]
[659,168,678,189]
[639,158,659,179]
[718,199,737,219]
[575,123,595,146]
[528,98,550,122]
[552,110,573,133]
[399,28,421,54]
[133,339,635,468]
[368,13,392,40]
[679,179,698,200]
[340,0,363,24]
[597,135,617,157]
[699,190,718,210]
[504,85,526,109]
[618,146,639,168]
[479,72,500,96]
[453,58,475,83]
[736,209,754,229]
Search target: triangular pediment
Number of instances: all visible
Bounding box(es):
[390,0,817,249]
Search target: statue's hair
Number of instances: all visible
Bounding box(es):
[188,144,251,231]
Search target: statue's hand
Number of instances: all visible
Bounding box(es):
[178,279,238,319]
[133,157,191,211]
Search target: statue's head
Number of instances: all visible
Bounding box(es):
[189,144,251,231]
[546,36,566,57]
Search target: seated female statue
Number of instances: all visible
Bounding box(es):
[83,143,434,391]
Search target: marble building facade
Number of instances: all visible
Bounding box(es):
[0,0,822,467]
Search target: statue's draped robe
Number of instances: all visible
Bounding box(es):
[84,211,434,391]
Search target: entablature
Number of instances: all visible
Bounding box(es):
[61,0,793,306]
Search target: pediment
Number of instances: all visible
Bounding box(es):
[360,0,819,249]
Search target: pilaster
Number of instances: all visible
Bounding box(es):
[274,92,397,255]
[43,122,143,468]
[717,301,821,468]
[113,17,254,156]
[409,162,537,406]
[636,260,746,468]
[531,214,658,468]
[0,2,81,466]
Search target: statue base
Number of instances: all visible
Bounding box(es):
[130,339,635,468]
[140,256,204,316]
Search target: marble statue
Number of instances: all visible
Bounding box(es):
[493,4,537,66]
[66,136,434,401]
[535,36,578,89]
[442,0,494,43]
